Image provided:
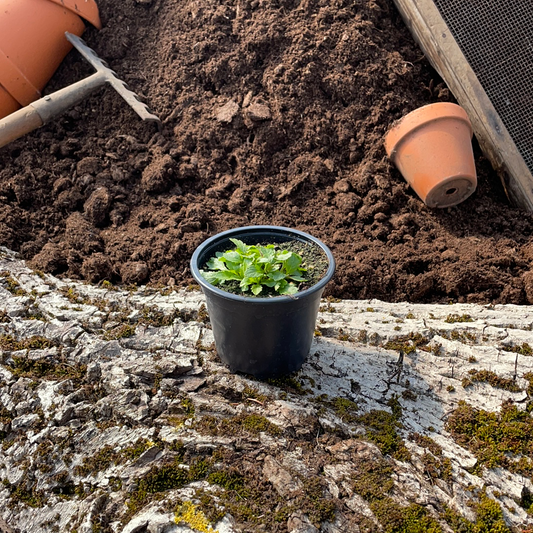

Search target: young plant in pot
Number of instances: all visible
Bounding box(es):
[190,226,336,379]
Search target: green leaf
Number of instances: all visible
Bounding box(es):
[214,270,241,282]
[279,283,298,295]
[240,258,254,278]
[206,257,227,271]
[224,261,242,272]
[276,251,292,261]
[200,270,220,285]
[230,239,252,255]
[258,246,276,262]
[229,238,249,254]
[223,251,243,263]
[283,253,302,275]
[244,264,265,279]
[251,284,263,295]
[268,271,287,282]
[289,274,306,282]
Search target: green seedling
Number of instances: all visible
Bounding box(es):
[201,238,307,296]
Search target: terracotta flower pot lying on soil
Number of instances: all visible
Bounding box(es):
[384,102,477,208]
[191,226,336,379]
[0,0,102,119]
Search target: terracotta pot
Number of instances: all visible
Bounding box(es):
[384,102,477,208]
[0,0,102,119]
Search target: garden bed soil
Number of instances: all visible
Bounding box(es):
[1,0,533,304]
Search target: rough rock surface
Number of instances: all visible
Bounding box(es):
[1,247,533,532]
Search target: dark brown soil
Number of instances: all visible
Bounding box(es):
[1,0,533,304]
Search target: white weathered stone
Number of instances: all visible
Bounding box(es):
[1,248,533,531]
[287,512,319,533]
[11,413,40,431]
[122,506,175,533]
[263,455,303,496]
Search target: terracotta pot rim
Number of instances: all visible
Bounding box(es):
[384,102,473,159]
[47,0,102,29]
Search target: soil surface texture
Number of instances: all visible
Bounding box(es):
[1,0,533,304]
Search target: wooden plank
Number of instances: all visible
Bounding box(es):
[392,0,533,212]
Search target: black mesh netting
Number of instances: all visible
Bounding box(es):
[433,0,533,173]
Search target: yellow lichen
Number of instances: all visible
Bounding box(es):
[175,501,219,533]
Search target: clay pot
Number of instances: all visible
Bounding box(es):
[0,0,102,119]
[384,102,477,208]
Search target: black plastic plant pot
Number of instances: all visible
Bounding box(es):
[190,226,336,379]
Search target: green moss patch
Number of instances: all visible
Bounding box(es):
[3,476,47,508]
[10,355,85,382]
[0,272,26,296]
[442,494,511,533]
[445,314,474,324]
[352,456,442,532]
[502,343,533,356]
[74,438,157,477]
[138,305,197,326]
[201,466,335,529]
[409,433,442,456]
[409,433,452,481]
[0,334,56,352]
[265,375,305,394]
[126,453,242,521]
[472,494,511,532]
[299,476,336,525]
[447,400,533,474]
[126,442,339,531]
[383,332,429,355]
[371,500,443,533]
[355,397,410,461]
[461,370,521,392]
[0,402,13,425]
[314,394,359,424]
[195,413,282,437]
[439,330,478,344]
[103,324,136,341]
[59,287,112,313]
[351,451,509,532]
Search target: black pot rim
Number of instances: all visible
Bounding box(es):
[190,225,336,303]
